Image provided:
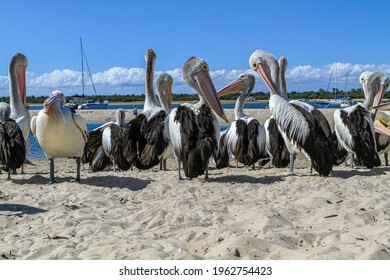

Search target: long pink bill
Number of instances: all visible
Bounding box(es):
[217,78,245,97]
[374,119,390,137]
[194,70,228,122]
[16,65,27,106]
[255,64,278,96]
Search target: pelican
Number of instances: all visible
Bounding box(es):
[83,109,130,172]
[122,49,170,170]
[374,110,390,165]
[333,71,389,168]
[9,52,31,168]
[169,56,228,180]
[215,73,268,169]
[250,50,335,176]
[156,73,173,170]
[0,102,26,180]
[31,91,88,183]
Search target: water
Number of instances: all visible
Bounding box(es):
[28,102,270,111]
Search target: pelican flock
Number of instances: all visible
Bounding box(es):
[3,49,389,184]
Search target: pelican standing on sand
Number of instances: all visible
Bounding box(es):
[83,109,130,172]
[334,71,389,168]
[250,50,335,176]
[156,73,173,170]
[122,49,170,170]
[31,91,88,183]
[216,73,268,169]
[0,102,26,180]
[8,52,31,167]
[169,56,228,180]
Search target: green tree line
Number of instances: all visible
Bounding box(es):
[1,88,389,104]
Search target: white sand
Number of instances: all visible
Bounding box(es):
[1,108,389,260]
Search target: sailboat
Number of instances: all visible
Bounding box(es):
[67,38,109,110]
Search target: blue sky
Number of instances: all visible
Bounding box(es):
[1,0,390,97]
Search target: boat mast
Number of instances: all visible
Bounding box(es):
[80,37,98,96]
[80,37,85,98]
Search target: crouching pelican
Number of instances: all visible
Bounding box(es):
[169,56,228,180]
[334,72,389,168]
[250,50,335,176]
[215,73,268,169]
[31,91,88,183]
[83,109,130,172]
[0,102,26,180]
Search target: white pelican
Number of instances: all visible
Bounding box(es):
[250,50,335,176]
[0,102,26,180]
[122,49,170,170]
[215,73,268,169]
[333,71,389,168]
[8,52,31,167]
[31,91,88,183]
[83,109,130,172]
[169,56,228,180]
[156,73,173,170]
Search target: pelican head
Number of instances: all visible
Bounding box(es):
[249,50,280,96]
[9,52,28,106]
[0,102,11,122]
[366,72,390,111]
[115,108,126,127]
[156,73,173,111]
[218,73,255,97]
[43,90,66,113]
[182,56,228,122]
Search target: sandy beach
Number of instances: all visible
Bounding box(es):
[1,108,390,260]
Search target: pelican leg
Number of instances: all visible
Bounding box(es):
[113,159,116,172]
[310,162,313,175]
[205,160,209,180]
[49,158,56,184]
[7,170,11,180]
[75,157,81,182]
[385,152,389,166]
[160,158,163,170]
[163,159,167,170]
[177,159,183,180]
[349,153,354,169]
[289,154,295,175]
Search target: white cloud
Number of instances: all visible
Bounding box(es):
[1,62,390,97]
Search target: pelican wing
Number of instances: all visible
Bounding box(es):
[0,119,26,170]
[265,117,289,168]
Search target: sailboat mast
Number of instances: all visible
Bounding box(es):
[80,37,85,98]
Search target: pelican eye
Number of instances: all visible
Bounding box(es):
[203,65,208,71]
[239,74,245,79]
[251,62,257,68]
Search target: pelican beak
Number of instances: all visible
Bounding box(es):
[162,83,173,112]
[193,70,228,122]
[371,84,387,117]
[371,101,390,111]
[374,119,390,137]
[218,78,245,97]
[43,94,62,113]
[254,63,278,96]
[16,64,27,106]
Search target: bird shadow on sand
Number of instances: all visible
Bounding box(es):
[0,203,47,217]
[206,174,285,185]
[82,175,151,191]
[331,166,389,179]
